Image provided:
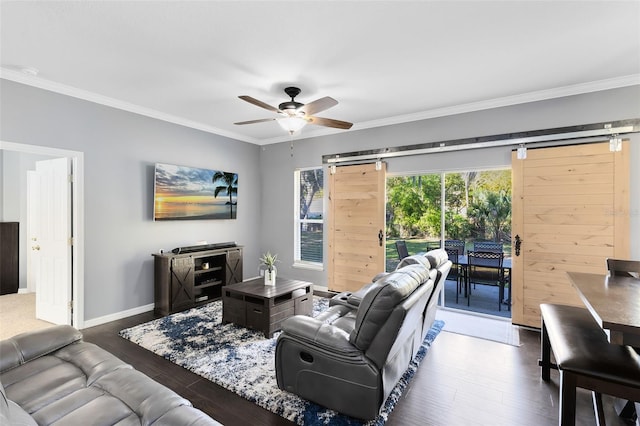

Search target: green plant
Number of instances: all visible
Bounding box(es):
[259,251,279,271]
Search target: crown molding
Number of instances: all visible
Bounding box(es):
[343,74,640,134]
[2,67,638,146]
[0,68,258,144]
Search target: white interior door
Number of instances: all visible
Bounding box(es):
[29,157,72,325]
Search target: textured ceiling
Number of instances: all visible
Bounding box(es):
[1,1,639,145]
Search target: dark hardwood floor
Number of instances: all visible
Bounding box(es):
[81,308,633,426]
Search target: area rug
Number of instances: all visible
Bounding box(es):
[119,297,444,425]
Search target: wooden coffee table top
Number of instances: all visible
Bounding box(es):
[223,277,312,298]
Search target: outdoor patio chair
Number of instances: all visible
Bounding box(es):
[425,240,442,251]
[395,240,409,260]
[467,250,505,311]
[472,241,503,253]
[606,258,640,278]
[444,239,465,256]
[445,247,465,303]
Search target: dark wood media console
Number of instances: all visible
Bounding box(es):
[152,245,243,316]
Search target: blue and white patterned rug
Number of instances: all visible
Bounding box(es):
[119,297,444,425]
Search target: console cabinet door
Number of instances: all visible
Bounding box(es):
[170,256,195,312]
[226,249,243,284]
[0,222,19,295]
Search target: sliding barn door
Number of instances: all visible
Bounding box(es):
[328,163,386,293]
[511,141,630,327]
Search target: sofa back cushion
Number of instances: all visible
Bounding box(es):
[424,248,449,269]
[0,326,82,374]
[421,248,452,335]
[350,264,431,354]
[395,254,431,270]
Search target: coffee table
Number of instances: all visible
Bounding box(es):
[222,277,313,337]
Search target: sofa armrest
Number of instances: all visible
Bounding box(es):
[280,315,361,357]
[0,326,82,373]
[329,281,381,309]
[1,379,37,426]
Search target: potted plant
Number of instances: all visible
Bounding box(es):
[259,251,279,286]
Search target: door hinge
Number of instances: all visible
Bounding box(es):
[68,237,75,246]
[68,174,74,183]
[68,300,73,310]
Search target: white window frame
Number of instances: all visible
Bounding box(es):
[293,167,324,271]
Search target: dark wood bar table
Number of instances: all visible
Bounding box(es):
[567,271,640,346]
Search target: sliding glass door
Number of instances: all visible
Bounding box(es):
[386,168,511,317]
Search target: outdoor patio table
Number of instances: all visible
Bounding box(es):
[457,255,512,310]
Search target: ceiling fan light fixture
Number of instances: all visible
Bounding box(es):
[236,86,353,134]
[278,116,308,135]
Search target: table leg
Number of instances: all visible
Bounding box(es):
[609,330,624,345]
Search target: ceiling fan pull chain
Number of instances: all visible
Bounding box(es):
[290,139,294,157]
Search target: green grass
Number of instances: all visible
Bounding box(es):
[386,238,512,271]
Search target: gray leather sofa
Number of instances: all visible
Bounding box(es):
[275,249,451,420]
[0,325,221,425]
[330,249,452,341]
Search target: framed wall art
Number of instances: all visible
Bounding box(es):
[153,163,238,220]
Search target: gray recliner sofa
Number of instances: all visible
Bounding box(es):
[330,249,452,341]
[0,325,220,425]
[275,251,449,420]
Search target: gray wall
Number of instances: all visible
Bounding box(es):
[259,85,640,289]
[1,78,638,324]
[0,79,261,322]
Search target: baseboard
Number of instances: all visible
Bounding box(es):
[17,288,30,294]
[82,303,154,329]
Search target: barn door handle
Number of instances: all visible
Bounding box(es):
[378,230,384,247]
[514,235,522,256]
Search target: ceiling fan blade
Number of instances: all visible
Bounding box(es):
[234,118,276,125]
[308,116,353,130]
[298,97,338,116]
[238,95,281,113]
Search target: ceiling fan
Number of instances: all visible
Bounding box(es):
[234,87,353,135]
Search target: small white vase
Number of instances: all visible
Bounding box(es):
[264,267,276,286]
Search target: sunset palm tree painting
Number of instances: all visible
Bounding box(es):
[154,163,238,220]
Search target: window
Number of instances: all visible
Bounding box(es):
[294,168,324,268]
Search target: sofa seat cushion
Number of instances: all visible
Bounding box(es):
[1,340,194,425]
[2,340,131,410]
